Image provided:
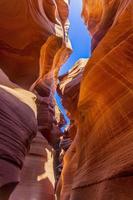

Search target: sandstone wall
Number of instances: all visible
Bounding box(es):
[0,0,71,89]
[0,1,71,199]
[57,0,133,199]
[58,59,88,119]
[57,59,87,199]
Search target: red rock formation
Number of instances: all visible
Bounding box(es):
[56,129,78,200]
[0,0,71,89]
[56,59,87,199]
[0,1,71,199]
[0,69,37,199]
[58,59,88,118]
[57,0,133,199]
[9,90,64,200]
[1,0,132,199]
[10,132,55,200]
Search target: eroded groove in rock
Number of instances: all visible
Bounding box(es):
[0,0,133,199]
[0,0,71,89]
[57,0,133,200]
[56,59,88,200]
[57,59,88,118]
[0,1,71,200]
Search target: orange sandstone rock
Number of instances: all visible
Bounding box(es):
[0,1,71,199]
[0,0,71,89]
[70,0,133,199]
[58,59,88,118]
[56,59,88,199]
[58,0,133,200]
[10,132,55,200]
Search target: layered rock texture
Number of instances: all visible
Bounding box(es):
[58,59,88,118]
[0,0,71,89]
[57,59,87,200]
[57,0,133,199]
[0,1,71,200]
[0,69,37,188]
[0,0,133,199]
[10,132,55,200]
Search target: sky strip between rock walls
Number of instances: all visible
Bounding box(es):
[55,0,91,132]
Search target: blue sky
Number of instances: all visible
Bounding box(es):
[59,0,91,75]
[56,0,91,131]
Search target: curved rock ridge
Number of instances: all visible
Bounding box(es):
[73,0,133,199]
[57,59,88,118]
[57,0,133,200]
[34,76,64,146]
[82,0,133,50]
[34,35,72,88]
[10,132,55,200]
[0,1,71,199]
[55,59,87,199]
[55,104,67,130]
[0,0,71,88]
[56,123,78,200]
[0,69,37,190]
[0,47,65,199]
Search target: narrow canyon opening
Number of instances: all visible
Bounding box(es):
[0,0,132,200]
[55,0,91,131]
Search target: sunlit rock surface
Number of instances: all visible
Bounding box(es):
[0,69,37,189]
[10,74,62,200]
[72,0,133,199]
[58,59,88,118]
[56,59,87,200]
[56,129,78,200]
[10,132,55,200]
[0,1,71,199]
[58,0,133,199]
[56,59,87,199]
[1,0,133,199]
[0,0,71,89]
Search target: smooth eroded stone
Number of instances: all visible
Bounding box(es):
[57,0,133,199]
[57,59,88,117]
[71,0,133,199]
[0,0,71,88]
[0,76,37,187]
[10,132,55,200]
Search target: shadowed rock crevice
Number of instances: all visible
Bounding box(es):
[0,0,133,200]
[56,0,133,200]
[0,1,71,200]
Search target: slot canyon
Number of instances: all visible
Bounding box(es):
[0,0,133,200]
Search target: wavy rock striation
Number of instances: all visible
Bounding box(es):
[0,0,71,89]
[57,0,133,199]
[58,59,88,118]
[56,59,87,199]
[0,1,71,199]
